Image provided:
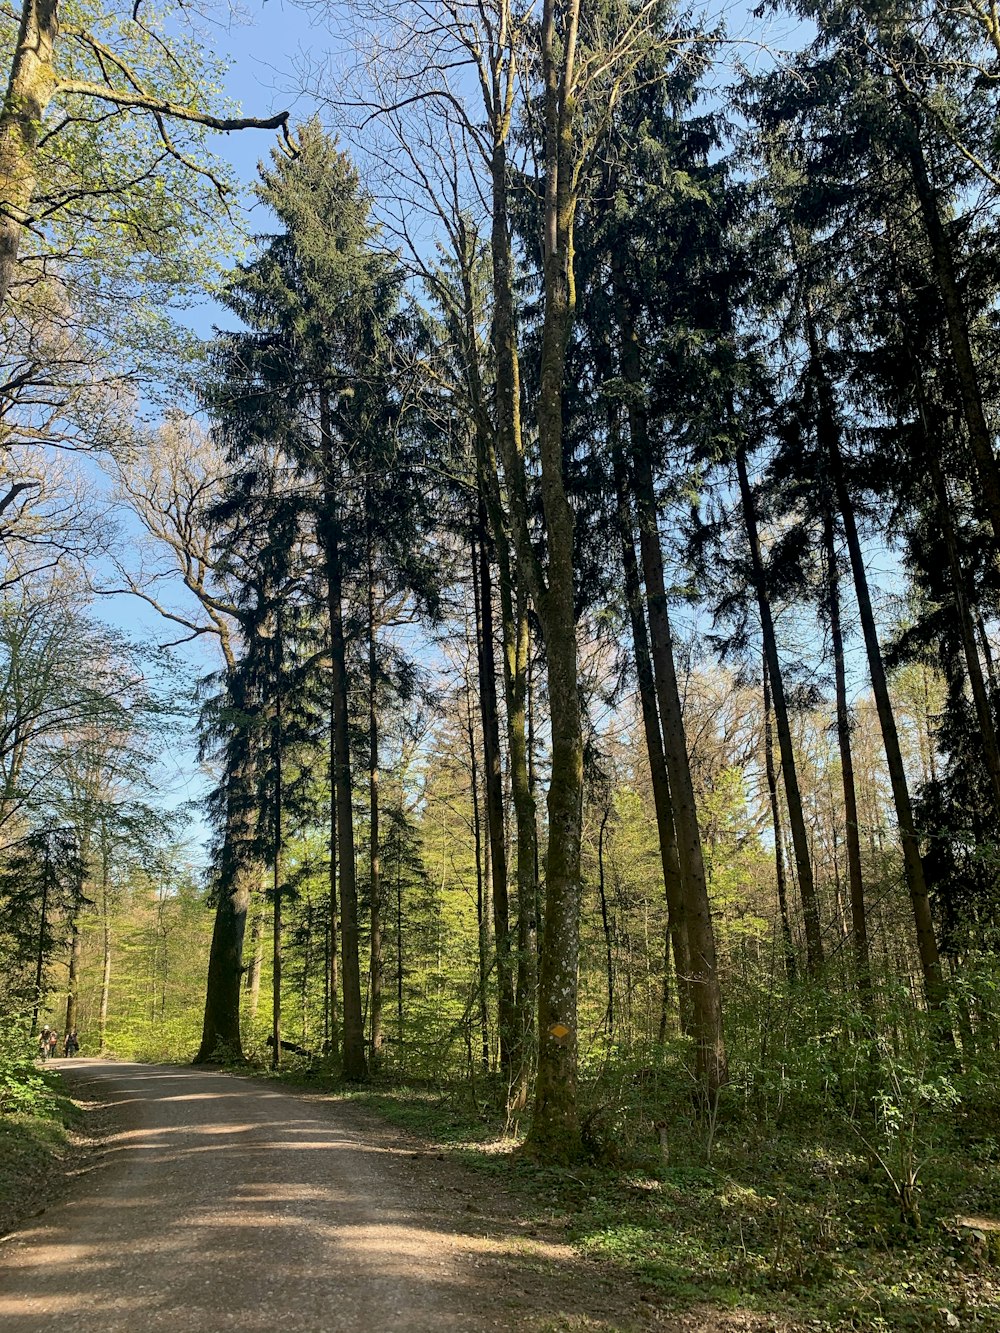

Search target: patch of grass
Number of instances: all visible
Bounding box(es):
[323,1080,1000,1332]
[0,1092,79,1233]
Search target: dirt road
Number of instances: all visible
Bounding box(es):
[0,1060,686,1332]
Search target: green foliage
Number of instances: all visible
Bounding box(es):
[0,1015,58,1116]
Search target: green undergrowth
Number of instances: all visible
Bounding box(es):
[352,1084,999,1330]
[246,1048,1000,1333]
[0,1019,81,1229]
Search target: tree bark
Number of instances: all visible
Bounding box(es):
[368,545,383,1066]
[0,0,58,310]
[271,612,283,1071]
[64,918,81,1035]
[614,283,727,1094]
[611,422,692,1032]
[734,447,824,975]
[812,338,949,1017]
[98,824,111,1052]
[903,121,1000,549]
[762,657,798,985]
[319,392,366,1081]
[521,0,586,1158]
[245,900,263,1024]
[196,754,256,1062]
[597,805,614,1034]
[468,667,492,1070]
[472,518,516,1075]
[822,503,872,1010]
[327,712,340,1060]
[927,451,1000,814]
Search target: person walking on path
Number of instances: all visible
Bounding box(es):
[63,1030,79,1057]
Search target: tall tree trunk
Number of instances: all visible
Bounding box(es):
[319,391,366,1080]
[926,452,1000,814]
[196,751,256,1062]
[245,901,263,1025]
[300,897,313,1045]
[763,657,798,985]
[368,546,383,1067]
[506,591,537,1104]
[597,805,614,1034]
[615,281,726,1093]
[0,0,58,310]
[631,433,726,1090]
[810,330,949,1017]
[64,918,81,1035]
[271,614,283,1071]
[902,119,1000,548]
[468,671,492,1070]
[327,712,340,1061]
[395,829,404,1046]
[823,503,872,1011]
[472,521,516,1075]
[476,127,538,1097]
[611,421,691,1032]
[734,446,824,975]
[98,824,112,1053]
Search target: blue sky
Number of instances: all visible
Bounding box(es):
[97,0,836,862]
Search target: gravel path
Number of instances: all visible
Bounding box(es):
[0,1060,676,1332]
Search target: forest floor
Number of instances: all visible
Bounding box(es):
[312,1076,1000,1333]
[0,1060,789,1332]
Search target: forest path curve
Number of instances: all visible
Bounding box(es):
[0,1060,754,1332]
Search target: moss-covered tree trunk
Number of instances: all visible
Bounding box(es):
[0,0,58,310]
[522,0,586,1159]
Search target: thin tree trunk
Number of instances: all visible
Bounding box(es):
[597,805,614,1034]
[823,504,872,1011]
[763,657,798,985]
[735,446,824,975]
[927,452,1000,813]
[64,919,81,1035]
[472,520,515,1074]
[977,616,998,694]
[319,390,366,1081]
[903,120,1000,548]
[395,831,404,1046]
[468,669,491,1070]
[328,711,340,1061]
[811,331,949,1017]
[245,898,263,1022]
[98,825,112,1053]
[271,613,283,1071]
[368,545,384,1066]
[301,897,313,1046]
[632,441,726,1091]
[615,280,726,1094]
[611,420,691,1032]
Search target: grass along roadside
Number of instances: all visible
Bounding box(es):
[260,1071,1000,1333]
